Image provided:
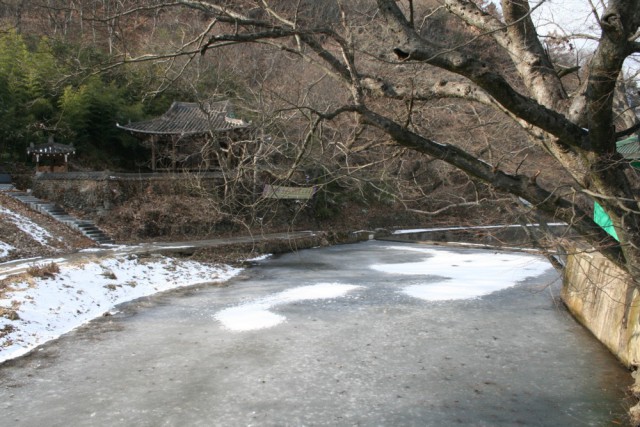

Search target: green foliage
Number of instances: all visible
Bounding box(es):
[0,31,159,168]
[0,28,250,170]
[0,31,78,161]
[0,30,40,160]
[58,76,146,168]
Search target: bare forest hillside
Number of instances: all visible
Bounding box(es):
[0,1,609,242]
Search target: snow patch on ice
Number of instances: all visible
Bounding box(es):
[215,283,362,332]
[370,246,551,301]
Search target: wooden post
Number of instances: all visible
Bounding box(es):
[171,136,177,171]
[151,136,157,172]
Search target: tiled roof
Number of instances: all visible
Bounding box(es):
[27,142,75,155]
[617,136,640,160]
[116,101,249,135]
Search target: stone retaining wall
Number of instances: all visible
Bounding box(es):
[32,172,224,213]
[562,249,640,368]
[562,250,640,423]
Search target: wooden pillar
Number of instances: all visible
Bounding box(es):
[171,136,177,171]
[151,136,157,172]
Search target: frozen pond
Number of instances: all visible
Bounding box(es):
[0,241,631,426]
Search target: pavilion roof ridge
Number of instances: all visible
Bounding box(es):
[27,141,76,155]
[116,99,249,136]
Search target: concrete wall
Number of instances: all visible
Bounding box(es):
[562,249,640,368]
[32,172,223,213]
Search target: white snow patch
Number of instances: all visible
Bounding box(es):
[370,246,551,301]
[0,255,241,363]
[246,253,272,262]
[215,283,362,332]
[0,206,56,246]
[392,223,566,235]
[0,241,15,258]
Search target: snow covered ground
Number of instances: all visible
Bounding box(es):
[0,241,14,259]
[0,255,241,363]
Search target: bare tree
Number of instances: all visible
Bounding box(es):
[26,0,639,280]
[142,0,637,279]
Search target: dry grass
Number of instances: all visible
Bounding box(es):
[0,300,21,321]
[103,194,234,241]
[26,262,60,279]
[0,307,20,321]
[0,264,60,300]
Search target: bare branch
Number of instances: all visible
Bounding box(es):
[615,122,640,138]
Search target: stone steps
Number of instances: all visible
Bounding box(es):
[1,187,115,245]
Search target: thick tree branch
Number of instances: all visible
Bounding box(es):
[586,0,640,153]
[360,76,496,105]
[500,0,567,107]
[445,0,567,109]
[376,0,587,149]
[443,0,509,44]
[357,104,623,262]
[616,122,640,138]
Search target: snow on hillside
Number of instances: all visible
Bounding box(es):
[0,205,57,247]
[0,241,14,259]
[0,193,94,261]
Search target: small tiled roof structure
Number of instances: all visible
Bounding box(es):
[116,100,249,135]
[616,136,640,161]
[27,141,76,157]
[27,139,75,173]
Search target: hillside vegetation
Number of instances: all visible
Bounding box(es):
[0,1,580,239]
